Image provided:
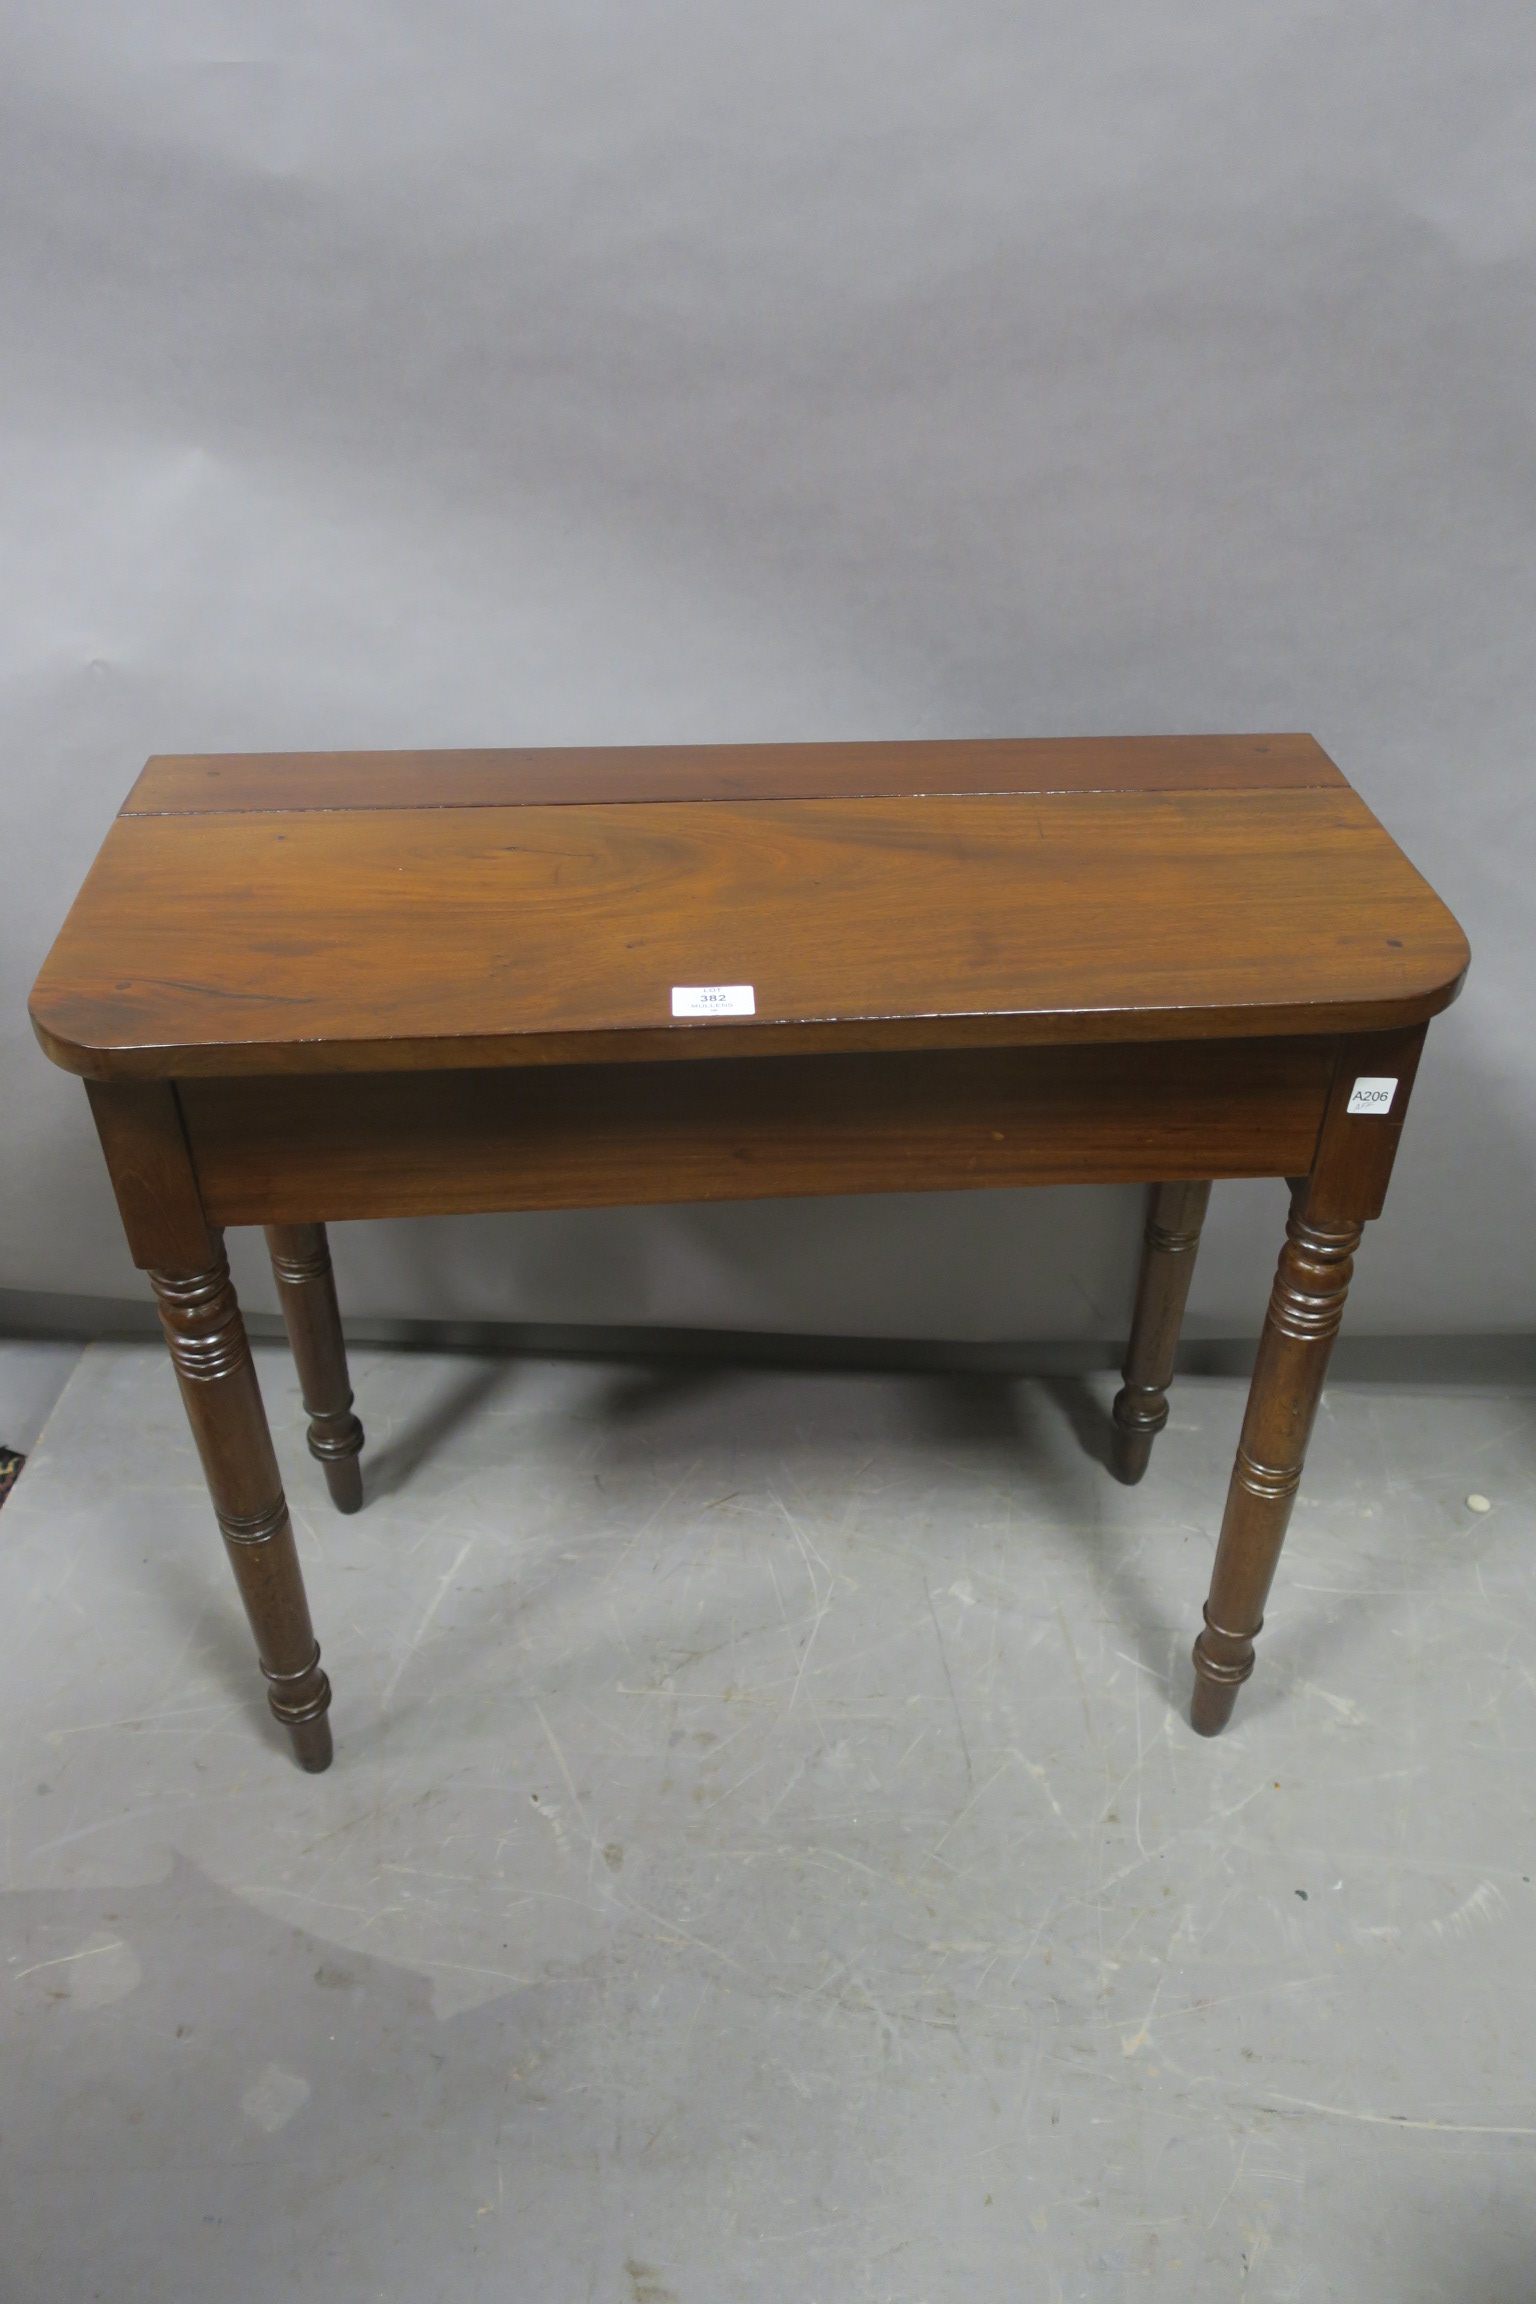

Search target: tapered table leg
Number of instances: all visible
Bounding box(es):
[265,1223,365,1515]
[150,1242,333,1771]
[1111,1179,1212,1484]
[1190,1186,1363,1736]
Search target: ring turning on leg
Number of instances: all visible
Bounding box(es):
[1111,1180,1212,1485]
[265,1223,365,1514]
[150,1245,334,1771]
[1191,1192,1363,1736]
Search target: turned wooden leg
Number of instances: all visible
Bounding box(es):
[1111,1180,1212,1484]
[150,1243,333,1771]
[265,1222,365,1514]
[1190,1186,1363,1735]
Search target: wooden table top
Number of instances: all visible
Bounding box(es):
[30,735,1469,1080]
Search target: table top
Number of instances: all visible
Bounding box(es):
[30,735,1469,1079]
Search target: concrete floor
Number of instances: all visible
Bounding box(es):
[1,1338,1534,2302]
[0,1337,83,1455]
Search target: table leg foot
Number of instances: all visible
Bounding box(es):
[1189,1189,1362,1735]
[266,1223,365,1514]
[1109,1425,1155,1486]
[320,1454,364,1516]
[151,1245,336,1771]
[1190,1604,1254,1736]
[1190,1676,1241,1738]
[266,1655,335,1772]
[1111,1180,1211,1485]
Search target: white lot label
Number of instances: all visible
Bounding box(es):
[671,983,755,1019]
[1346,1075,1398,1116]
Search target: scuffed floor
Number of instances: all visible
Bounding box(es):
[1,1339,1534,2301]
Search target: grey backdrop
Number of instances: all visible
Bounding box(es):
[3,2,1532,1342]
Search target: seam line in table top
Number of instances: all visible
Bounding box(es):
[117,781,1343,817]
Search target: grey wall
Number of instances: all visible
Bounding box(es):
[3,2,1532,1341]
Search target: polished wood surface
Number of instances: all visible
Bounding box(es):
[32,744,1467,1081]
[83,1078,217,1270]
[178,1038,1336,1226]
[31,738,1471,1755]
[123,732,1346,814]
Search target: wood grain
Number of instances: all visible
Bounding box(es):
[178,1039,1335,1226]
[36,738,1472,1763]
[32,787,1469,1080]
[122,733,1345,814]
[1304,1025,1427,1224]
[84,1080,218,1269]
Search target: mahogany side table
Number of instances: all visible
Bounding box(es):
[29,736,1469,1770]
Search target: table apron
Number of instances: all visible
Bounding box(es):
[174,1038,1337,1227]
